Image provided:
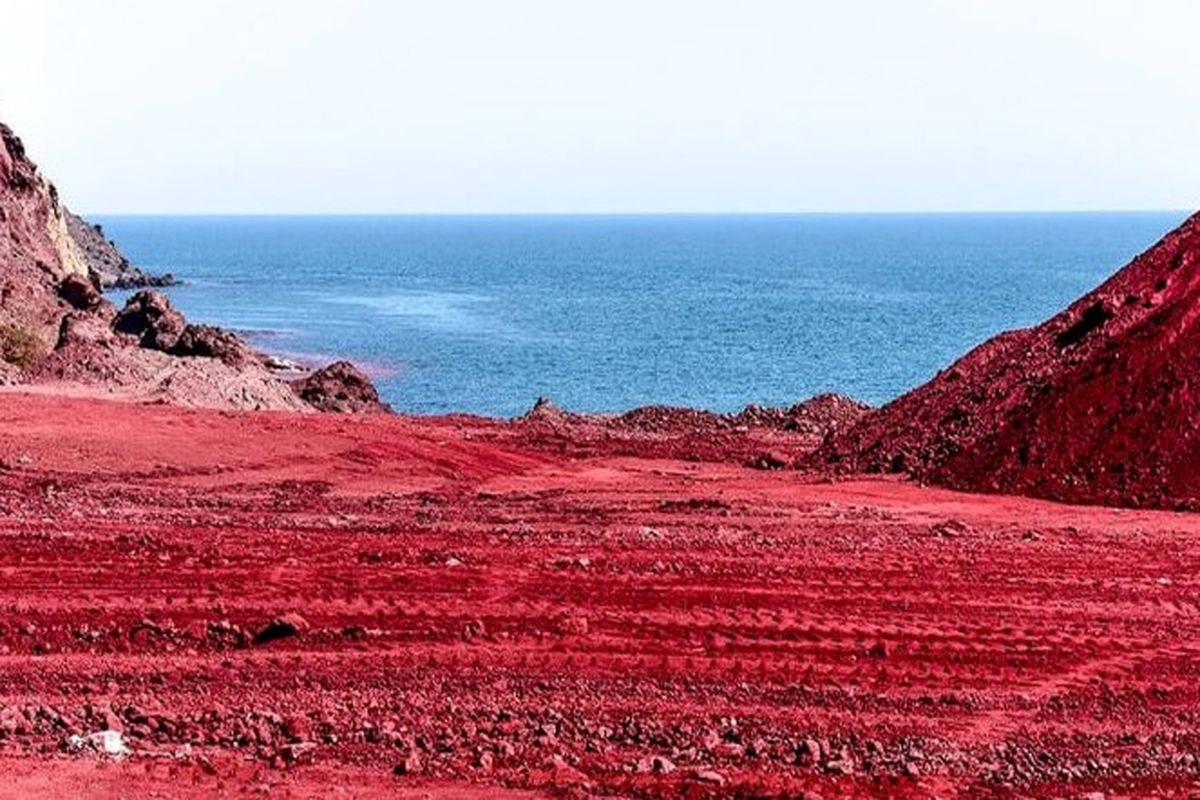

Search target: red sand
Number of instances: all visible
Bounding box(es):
[2,392,1200,797]
[825,211,1200,510]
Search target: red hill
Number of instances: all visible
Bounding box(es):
[822,211,1200,509]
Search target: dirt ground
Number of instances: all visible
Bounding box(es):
[1,392,1199,797]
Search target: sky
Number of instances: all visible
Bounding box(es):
[1,0,1198,214]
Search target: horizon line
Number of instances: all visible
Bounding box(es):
[80,208,1193,218]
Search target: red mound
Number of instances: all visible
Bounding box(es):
[511,393,869,465]
[823,211,1200,509]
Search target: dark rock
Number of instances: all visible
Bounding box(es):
[171,324,257,367]
[253,614,309,646]
[279,742,316,764]
[113,290,187,351]
[58,274,102,311]
[293,360,391,414]
[637,754,676,774]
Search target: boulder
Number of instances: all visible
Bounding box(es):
[58,274,102,311]
[113,290,186,351]
[171,324,257,367]
[57,312,119,349]
[253,614,309,646]
[293,360,391,414]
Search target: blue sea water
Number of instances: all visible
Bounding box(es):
[96,213,1185,417]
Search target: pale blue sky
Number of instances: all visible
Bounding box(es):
[2,0,1198,214]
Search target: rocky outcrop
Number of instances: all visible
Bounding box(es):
[64,210,176,289]
[35,290,309,411]
[0,122,88,349]
[0,119,387,414]
[58,273,105,311]
[170,323,258,367]
[113,289,188,350]
[821,211,1200,509]
[293,361,392,414]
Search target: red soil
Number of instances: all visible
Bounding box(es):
[3,391,1199,797]
[823,211,1200,510]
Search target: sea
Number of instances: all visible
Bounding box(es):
[97,212,1185,417]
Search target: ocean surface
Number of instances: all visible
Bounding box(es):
[97,213,1185,417]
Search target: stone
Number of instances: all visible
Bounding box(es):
[637,754,676,774]
[171,324,257,367]
[58,274,102,311]
[113,290,187,351]
[253,614,309,646]
[393,751,422,776]
[292,360,391,414]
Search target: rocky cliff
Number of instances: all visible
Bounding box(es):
[0,124,88,345]
[0,120,385,413]
[64,210,177,289]
[821,211,1200,509]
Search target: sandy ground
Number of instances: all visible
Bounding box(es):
[1,392,1199,797]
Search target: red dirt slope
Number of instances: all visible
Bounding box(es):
[3,392,1200,797]
[822,211,1200,509]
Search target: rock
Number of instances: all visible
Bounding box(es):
[548,755,590,788]
[206,619,250,648]
[824,758,854,775]
[282,714,313,743]
[931,519,971,539]
[713,742,745,760]
[263,354,304,371]
[253,614,309,645]
[748,450,790,470]
[279,742,316,765]
[393,751,422,776]
[292,360,391,414]
[56,312,117,349]
[797,738,823,763]
[64,730,128,757]
[113,290,187,351]
[522,396,570,423]
[554,612,589,637]
[171,324,257,367]
[58,274,102,311]
[692,769,726,786]
[462,618,487,642]
[637,754,676,774]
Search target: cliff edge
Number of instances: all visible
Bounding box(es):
[64,210,177,289]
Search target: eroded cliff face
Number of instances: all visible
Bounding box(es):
[0,123,88,343]
[0,120,383,413]
[64,209,177,289]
